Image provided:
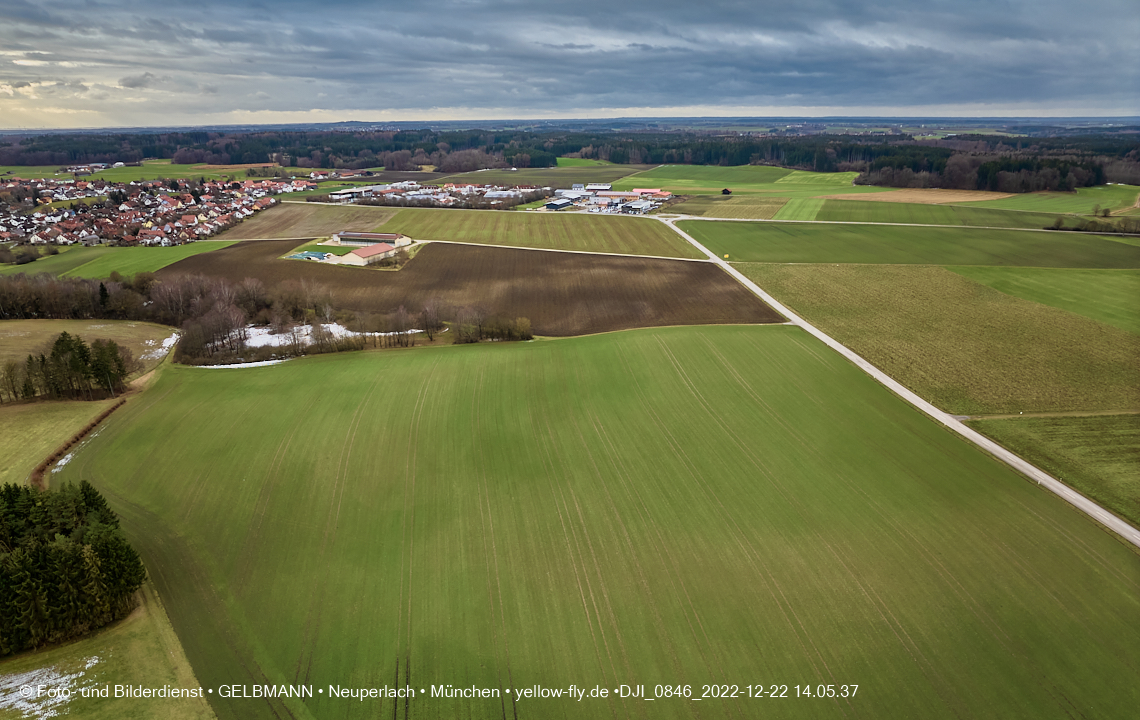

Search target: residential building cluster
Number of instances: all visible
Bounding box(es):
[544,184,672,214]
[0,175,318,247]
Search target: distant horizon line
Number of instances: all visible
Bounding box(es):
[2,115,1139,134]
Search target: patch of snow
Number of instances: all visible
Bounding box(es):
[51,453,74,473]
[140,332,179,360]
[0,655,101,719]
[243,324,421,349]
[195,359,290,369]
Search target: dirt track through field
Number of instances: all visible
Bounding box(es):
[157,239,782,336]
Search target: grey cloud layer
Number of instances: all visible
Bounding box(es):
[1,0,1137,123]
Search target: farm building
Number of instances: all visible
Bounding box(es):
[330,231,410,247]
[332,242,399,266]
[622,200,654,214]
[544,198,574,211]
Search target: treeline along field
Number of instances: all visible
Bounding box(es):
[55,325,1140,719]
[156,240,782,335]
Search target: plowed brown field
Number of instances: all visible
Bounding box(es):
[157,240,782,335]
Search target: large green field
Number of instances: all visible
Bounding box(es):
[554,157,615,167]
[733,263,1140,414]
[958,184,1140,214]
[382,208,704,257]
[815,200,1068,229]
[683,220,1140,267]
[948,267,1140,333]
[0,242,234,278]
[55,326,1140,720]
[968,413,1140,530]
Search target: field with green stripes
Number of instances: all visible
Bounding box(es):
[54,325,1140,720]
[381,207,703,257]
[0,241,235,278]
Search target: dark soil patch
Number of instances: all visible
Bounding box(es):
[157,240,783,336]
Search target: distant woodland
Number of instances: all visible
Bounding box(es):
[1,128,1137,192]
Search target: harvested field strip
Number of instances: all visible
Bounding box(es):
[157,239,781,336]
[215,202,398,240]
[774,170,859,185]
[818,189,1015,204]
[381,207,703,258]
[670,194,788,219]
[56,325,1140,719]
[733,263,1140,415]
[683,220,1140,267]
[815,200,1065,229]
[948,267,1140,333]
[772,197,824,221]
[968,414,1140,530]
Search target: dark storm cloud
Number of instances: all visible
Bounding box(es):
[1,0,1137,125]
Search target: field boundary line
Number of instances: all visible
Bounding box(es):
[668,214,1140,237]
[417,238,711,262]
[659,216,1140,552]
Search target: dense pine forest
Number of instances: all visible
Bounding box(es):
[0,481,147,656]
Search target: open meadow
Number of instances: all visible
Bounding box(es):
[615,165,889,200]
[381,207,702,257]
[216,203,398,240]
[948,267,1140,333]
[53,324,1140,720]
[0,318,177,371]
[967,413,1140,530]
[958,184,1140,214]
[682,220,1140,266]
[158,240,779,335]
[814,200,1068,229]
[732,263,1140,415]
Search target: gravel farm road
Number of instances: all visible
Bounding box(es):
[659,216,1140,552]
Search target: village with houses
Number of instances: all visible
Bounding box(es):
[0,173,321,250]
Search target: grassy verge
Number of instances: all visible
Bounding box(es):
[733,263,1140,414]
[968,414,1140,529]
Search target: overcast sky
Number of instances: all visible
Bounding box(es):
[1,0,1137,128]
